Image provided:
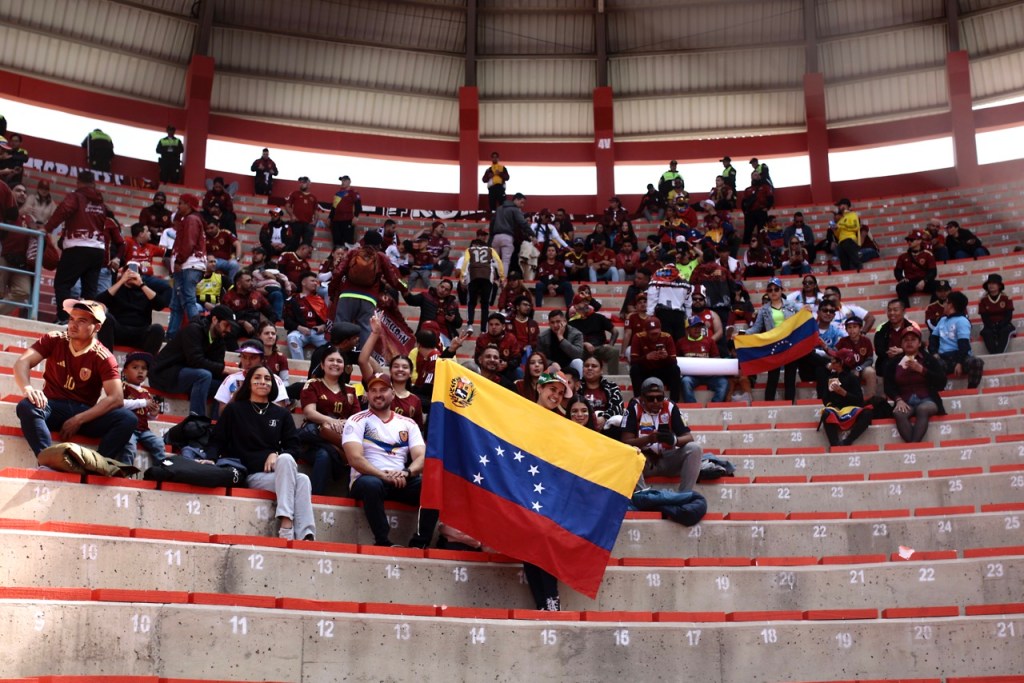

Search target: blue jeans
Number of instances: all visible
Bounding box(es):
[266,288,285,321]
[287,329,327,360]
[781,262,811,275]
[155,366,215,416]
[859,247,880,263]
[128,429,166,466]
[17,398,137,462]
[142,274,171,300]
[682,375,728,404]
[954,246,989,259]
[168,268,204,338]
[215,258,241,285]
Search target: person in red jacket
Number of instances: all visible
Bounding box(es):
[894,230,938,308]
[329,175,362,248]
[44,171,110,324]
[474,313,522,381]
[202,177,236,234]
[740,172,774,244]
[138,191,172,242]
[676,316,727,404]
[167,193,207,338]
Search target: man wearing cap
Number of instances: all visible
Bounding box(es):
[121,351,165,466]
[491,191,530,278]
[22,178,56,228]
[676,316,727,404]
[15,299,137,462]
[342,372,439,547]
[329,175,362,248]
[836,315,877,398]
[482,151,510,214]
[894,229,937,308]
[629,316,682,403]
[202,177,236,234]
[42,171,110,323]
[156,126,183,183]
[152,304,236,417]
[284,271,330,360]
[260,206,298,257]
[285,176,320,247]
[749,158,772,186]
[214,340,290,408]
[250,148,278,196]
[720,156,737,190]
[621,377,703,493]
[166,193,207,338]
[924,280,952,330]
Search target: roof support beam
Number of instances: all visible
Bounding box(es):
[192,0,214,57]
[465,0,478,87]
[804,0,818,73]
[595,0,608,88]
[946,0,961,52]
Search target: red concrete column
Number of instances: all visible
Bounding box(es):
[803,72,832,205]
[459,86,480,210]
[182,55,215,189]
[946,50,981,188]
[593,87,615,214]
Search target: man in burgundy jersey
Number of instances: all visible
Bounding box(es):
[285,176,320,247]
[15,299,136,462]
[205,218,242,285]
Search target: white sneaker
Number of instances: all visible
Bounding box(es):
[278,526,295,541]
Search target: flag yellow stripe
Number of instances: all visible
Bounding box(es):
[733,308,814,348]
[432,360,645,498]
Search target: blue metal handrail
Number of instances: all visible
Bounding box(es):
[0,221,46,320]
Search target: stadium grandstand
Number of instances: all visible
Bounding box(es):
[1,0,1024,681]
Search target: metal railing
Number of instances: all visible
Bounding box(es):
[0,221,46,320]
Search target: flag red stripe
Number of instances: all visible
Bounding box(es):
[738,335,819,375]
[435,470,611,598]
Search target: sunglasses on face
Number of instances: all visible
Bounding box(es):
[643,395,665,402]
[767,287,782,293]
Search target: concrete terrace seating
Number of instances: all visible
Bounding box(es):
[1,176,1023,680]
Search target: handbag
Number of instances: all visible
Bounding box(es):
[37,442,138,478]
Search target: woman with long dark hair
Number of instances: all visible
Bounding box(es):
[210,365,315,540]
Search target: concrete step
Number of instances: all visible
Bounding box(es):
[3,529,1023,614]
[0,598,1019,682]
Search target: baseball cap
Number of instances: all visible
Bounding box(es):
[640,377,665,394]
[767,277,784,289]
[935,279,951,291]
[37,179,50,190]
[537,371,572,399]
[901,326,923,341]
[298,176,310,182]
[209,304,236,322]
[62,299,106,324]
[720,156,731,163]
[687,316,705,327]
[124,351,154,368]
[179,193,201,210]
[238,340,264,355]
[843,316,863,327]
[365,372,392,390]
[906,230,925,241]
[268,207,283,216]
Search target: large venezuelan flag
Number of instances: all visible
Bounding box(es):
[423,360,645,598]
[733,308,819,375]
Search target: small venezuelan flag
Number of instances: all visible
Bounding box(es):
[734,308,819,375]
[423,360,645,598]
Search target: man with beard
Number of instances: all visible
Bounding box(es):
[342,373,439,547]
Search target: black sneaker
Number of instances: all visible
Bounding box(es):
[967,359,984,389]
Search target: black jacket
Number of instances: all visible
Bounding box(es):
[152,318,227,386]
[96,284,169,328]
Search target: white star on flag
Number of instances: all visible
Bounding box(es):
[528,465,539,476]
[533,483,545,494]
[532,501,542,511]
[513,451,524,462]
[479,454,490,466]
[472,473,484,484]
[495,446,505,457]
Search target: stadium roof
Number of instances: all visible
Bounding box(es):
[1,0,1023,142]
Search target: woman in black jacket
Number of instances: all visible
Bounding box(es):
[820,349,873,447]
[210,365,315,541]
[883,327,947,443]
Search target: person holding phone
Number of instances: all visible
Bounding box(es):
[619,377,703,493]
